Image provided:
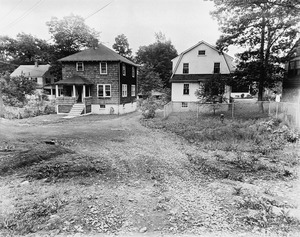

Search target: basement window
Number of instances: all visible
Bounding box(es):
[182,102,188,107]
[100,104,106,109]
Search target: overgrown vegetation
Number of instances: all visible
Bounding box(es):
[141,111,300,233]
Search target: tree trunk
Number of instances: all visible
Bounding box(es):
[0,84,4,118]
[258,14,266,112]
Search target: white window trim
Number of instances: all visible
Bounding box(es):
[198,50,206,56]
[182,102,188,107]
[76,62,84,71]
[131,85,136,96]
[97,84,111,98]
[122,84,127,97]
[183,63,189,74]
[100,62,107,74]
[183,83,189,95]
[213,62,221,73]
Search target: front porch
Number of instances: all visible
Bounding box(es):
[55,75,93,115]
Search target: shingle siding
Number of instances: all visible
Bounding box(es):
[120,63,137,104]
[62,61,120,104]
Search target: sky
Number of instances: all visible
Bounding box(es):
[0,0,237,56]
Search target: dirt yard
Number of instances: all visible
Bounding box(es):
[0,112,300,237]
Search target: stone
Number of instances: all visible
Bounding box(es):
[287,209,300,221]
[139,227,147,233]
[20,181,30,186]
[271,206,282,216]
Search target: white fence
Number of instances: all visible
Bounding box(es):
[163,102,173,118]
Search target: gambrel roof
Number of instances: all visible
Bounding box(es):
[59,44,139,67]
[171,40,235,78]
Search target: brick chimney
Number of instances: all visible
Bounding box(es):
[35,61,38,67]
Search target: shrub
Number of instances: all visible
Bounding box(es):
[140,97,159,119]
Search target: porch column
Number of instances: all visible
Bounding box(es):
[83,85,86,98]
[50,88,53,96]
[55,85,59,97]
[73,85,76,97]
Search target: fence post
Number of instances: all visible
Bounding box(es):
[275,102,278,119]
[197,104,199,119]
[231,103,234,119]
[268,101,271,115]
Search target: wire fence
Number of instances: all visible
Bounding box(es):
[164,101,300,128]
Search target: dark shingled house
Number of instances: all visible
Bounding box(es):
[54,44,138,116]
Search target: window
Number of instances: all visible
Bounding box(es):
[45,78,51,84]
[122,84,127,97]
[183,63,189,74]
[100,104,106,109]
[132,67,135,77]
[290,61,295,69]
[76,62,84,71]
[182,102,188,107]
[100,62,107,74]
[97,84,111,97]
[122,64,126,76]
[131,85,136,96]
[214,62,220,73]
[198,50,206,56]
[183,84,189,95]
[296,60,300,69]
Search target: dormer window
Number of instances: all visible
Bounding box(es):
[183,63,189,74]
[198,50,206,56]
[214,62,220,73]
[76,62,84,71]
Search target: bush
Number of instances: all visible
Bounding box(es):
[140,97,159,119]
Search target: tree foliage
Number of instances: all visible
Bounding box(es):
[46,14,100,81]
[46,14,99,55]
[0,33,54,74]
[0,75,37,107]
[195,74,229,103]
[210,0,300,100]
[138,64,164,95]
[112,34,132,59]
[136,33,178,88]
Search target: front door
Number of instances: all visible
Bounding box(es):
[76,86,83,103]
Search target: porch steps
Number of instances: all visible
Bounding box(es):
[63,103,84,119]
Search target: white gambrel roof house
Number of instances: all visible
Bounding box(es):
[170,40,235,109]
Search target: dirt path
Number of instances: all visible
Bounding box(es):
[0,112,300,237]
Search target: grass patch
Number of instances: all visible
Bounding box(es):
[0,193,68,235]
[235,193,300,232]
[143,112,300,181]
[0,144,72,175]
[25,153,114,181]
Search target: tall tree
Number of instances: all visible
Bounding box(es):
[138,64,164,95]
[136,33,178,88]
[210,0,300,101]
[112,34,132,59]
[46,14,100,80]
[46,14,99,55]
[0,33,53,74]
